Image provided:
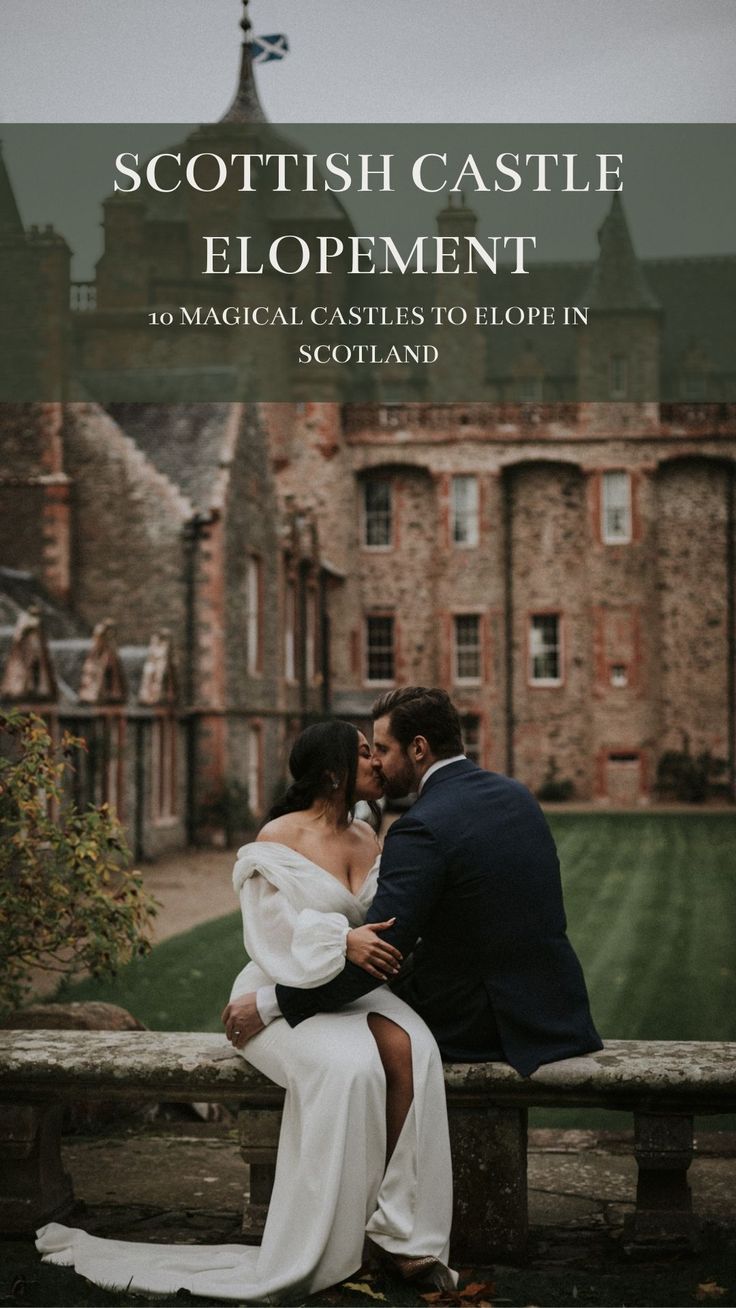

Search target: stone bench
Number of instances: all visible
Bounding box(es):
[0,1031,734,1260]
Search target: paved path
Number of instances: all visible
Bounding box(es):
[143,848,239,944]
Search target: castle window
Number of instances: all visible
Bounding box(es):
[453,614,482,682]
[530,614,562,685]
[609,355,628,400]
[451,475,479,547]
[519,375,543,403]
[601,471,631,543]
[610,664,629,688]
[306,586,319,683]
[461,713,482,764]
[284,578,297,681]
[247,722,262,819]
[247,555,262,674]
[682,372,707,401]
[362,479,392,548]
[151,715,176,822]
[365,615,395,684]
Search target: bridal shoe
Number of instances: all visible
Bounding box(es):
[368,1242,456,1291]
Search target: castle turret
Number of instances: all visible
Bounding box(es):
[578,194,661,404]
[430,194,485,398]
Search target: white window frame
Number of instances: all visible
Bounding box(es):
[450,475,479,548]
[529,614,562,686]
[601,471,632,544]
[365,615,395,685]
[362,479,393,550]
[453,614,482,684]
[610,664,629,688]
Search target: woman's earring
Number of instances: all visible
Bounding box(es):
[332,779,339,791]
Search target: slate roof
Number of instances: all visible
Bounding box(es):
[105,403,232,508]
[0,141,23,237]
[47,639,90,706]
[0,569,86,640]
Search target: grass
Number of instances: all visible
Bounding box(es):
[538,813,736,1129]
[60,813,736,1040]
[58,813,736,1127]
[56,911,245,1031]
[546,813,736,1044]
[16,815,736,1306]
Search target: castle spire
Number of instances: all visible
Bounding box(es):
[221,0,267,124]
[0,140,24,237]
[584,193,659,312]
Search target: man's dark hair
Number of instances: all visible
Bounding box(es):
[372,687,463,758]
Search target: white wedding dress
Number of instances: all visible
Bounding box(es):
[37,841,454,1303]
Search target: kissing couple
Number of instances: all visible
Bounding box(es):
[38,686,602,1303]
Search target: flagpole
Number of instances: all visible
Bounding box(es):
[220,0,267,124]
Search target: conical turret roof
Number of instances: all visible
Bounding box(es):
[584,193,660,312]
[221,1,267,123]
[0,140,23,237]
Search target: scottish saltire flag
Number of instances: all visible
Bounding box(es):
[251,34,289,64]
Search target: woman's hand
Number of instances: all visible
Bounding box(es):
[346,920,402,980]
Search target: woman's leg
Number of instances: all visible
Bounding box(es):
[367,1013,414,1163]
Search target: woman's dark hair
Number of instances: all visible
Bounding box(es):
[265,720,361,824]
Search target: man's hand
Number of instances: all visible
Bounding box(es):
[221,994,264,1048]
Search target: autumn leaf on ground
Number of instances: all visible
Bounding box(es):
[342,1281,387,1301]
[421,1281,496,1306]
[695,1283,727,1302]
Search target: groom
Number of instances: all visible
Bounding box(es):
[223,686,602,1076]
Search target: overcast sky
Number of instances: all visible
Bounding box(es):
[1,0,735,123]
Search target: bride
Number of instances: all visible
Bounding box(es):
[37,720,455,1303]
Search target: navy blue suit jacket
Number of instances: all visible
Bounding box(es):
[276,760,602,1076]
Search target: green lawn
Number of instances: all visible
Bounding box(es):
[57,910,245,1031]
[61,814,736,1048]
[58,814,736,1128]
[547,813,736,1043]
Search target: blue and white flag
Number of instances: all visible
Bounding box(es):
[250,34,289,64]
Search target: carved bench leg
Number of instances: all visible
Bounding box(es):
[629,1111,697,1248]
[0,1102,74,1234]
[237,1105,281,1243]
[449,1102,528,1263]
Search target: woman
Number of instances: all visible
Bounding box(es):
[37,721,455,1303]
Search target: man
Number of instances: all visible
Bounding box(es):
[223,686,602,1076]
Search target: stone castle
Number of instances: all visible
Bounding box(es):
[1,2,735,852]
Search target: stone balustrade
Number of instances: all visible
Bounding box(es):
[1,1032,734,1260]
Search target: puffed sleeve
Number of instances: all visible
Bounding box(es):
[240,875,350,988]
